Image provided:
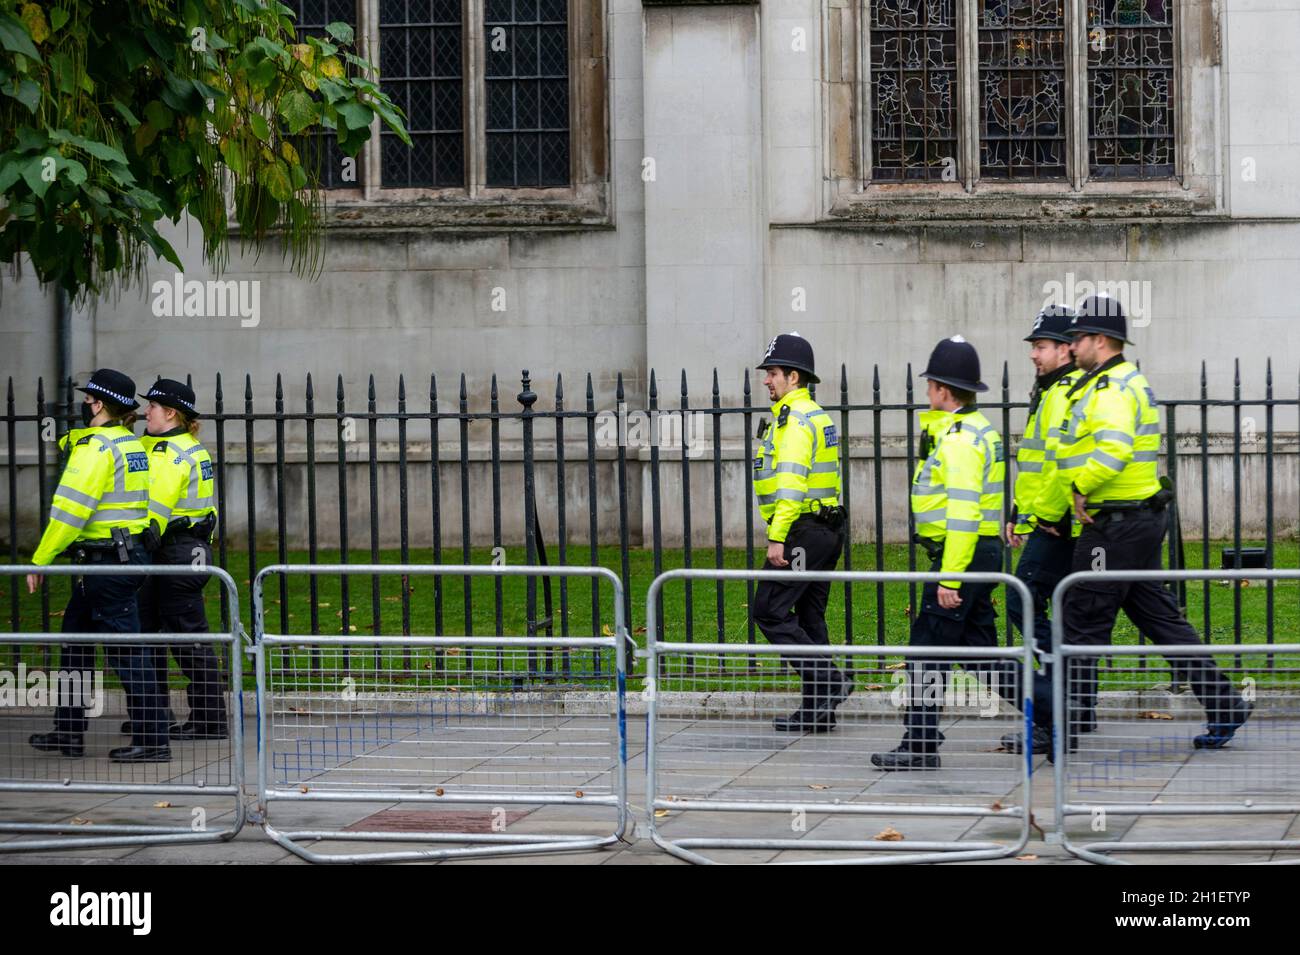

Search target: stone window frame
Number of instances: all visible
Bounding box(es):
[325,0,611,230]
[823,0,1220,221]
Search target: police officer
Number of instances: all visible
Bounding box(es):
[134,379,227,741]
[751,334,851,732]
[999,305,1080,755]
[1037,295,1251,751]
[26,369,171,762]
[873,337,1005,770]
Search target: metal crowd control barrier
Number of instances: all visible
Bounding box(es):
[644,568,1036,865]
[0,564,246,852]
[253,564,629,863]
[1051,569,1300,865]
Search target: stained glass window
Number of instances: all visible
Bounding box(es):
[1087,0,1175,179]
[380,0,466,188]
[485,0,570,187]
[978,0,1066,179]
[287,0,358,189]
[870,0,958,182]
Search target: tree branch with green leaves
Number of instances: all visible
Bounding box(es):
[0,0,411,303]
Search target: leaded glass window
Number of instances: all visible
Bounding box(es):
[870,0,958,181]
[485,0,571,187]
[287,0,358,189]
[979,0,1066,179]
[380,0,465,188]
[867,0,1176,184]
[1087,0,1175,179]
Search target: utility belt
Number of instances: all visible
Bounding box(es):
[913,533,1000,561]
[68,527,147,565]
[804,501,847,531]
[162,513,217,544]
[1089,478,1176,525]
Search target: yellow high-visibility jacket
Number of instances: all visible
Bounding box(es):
[32,425,151,565]
[752,387,841,543]
[1012,363,1077,534]
[911,407,1005,587]
[1042,357,1162,525]
[141,428,218,533]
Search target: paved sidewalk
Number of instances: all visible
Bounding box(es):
[2,708,1296,865]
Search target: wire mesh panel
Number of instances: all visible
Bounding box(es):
[254,564,628,863]
[0,566,245,853]
[1052,570,1300,864]
[1086,0,1175,179]
[381,0,466,187]
[869,0,959,182]
[484,0,570,187]
[977,0,1067,179]
[645,569,1035,865]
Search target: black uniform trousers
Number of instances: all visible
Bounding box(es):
[55,547,171,747]
[900,537,1004,754]
[1045,506,1241,737]
[138,533,228,733]
[752,514,847,708]
[1006,525,1075,722]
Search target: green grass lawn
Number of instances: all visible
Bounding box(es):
[5,539,1299,693]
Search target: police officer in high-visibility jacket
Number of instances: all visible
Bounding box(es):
[752,334,851,733]
[873,337,1005,770]
[135,378,227,741]
[1045,295,1251,751]
[26,369,171,762]
[999,305,1079,755]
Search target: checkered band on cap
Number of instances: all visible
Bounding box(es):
[85,382,136,406]
[147,388,195,412]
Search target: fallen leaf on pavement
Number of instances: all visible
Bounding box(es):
[874,826,904,841]
[153,801,172,809]
[808,784,830,791]
[1016,854,1039,862]
[1138,711,1173,720]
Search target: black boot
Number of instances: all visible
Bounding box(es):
[870,746,940,771]
[109,745,172,763]
[29,732,84,757]
[1193,699,1253,750]
[772,707,836,733]
[1000,724,1054,755]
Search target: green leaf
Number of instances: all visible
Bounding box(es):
[49,8,69,32]
[21,153,57,199]
[252,36,287,63]
[5,78,40,113]
[249,112,270,141]
[144,100,172,130]
[264,159,293,201]
[66,135,128,165]
[0,156,22,192]
[316,76,348,104]
[278,89,317,135]
[0,14,42,62]
[248,56,278,90]
[161,74,201,113]
[325,21,354,45]
[60,158,87,186]
[15,127,47,152]
[220,138,246,175]
[336,100,372,131]
[48,52,75,95]
[134,122,159,151]
[112,99,141,127]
